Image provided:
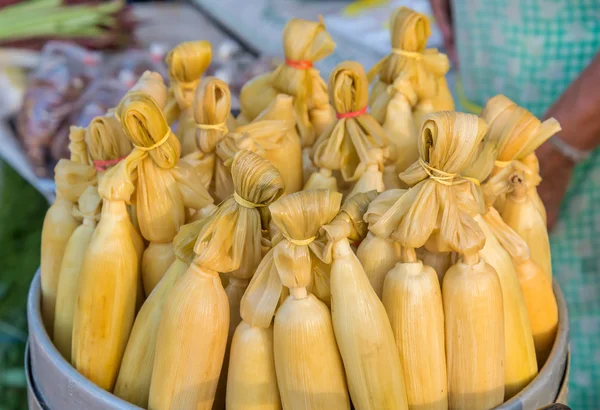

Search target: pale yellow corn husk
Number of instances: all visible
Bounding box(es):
[476,211,537,398]
[114,213,214,407]
[227,322,281,410]
[239,18,335,149]
[382,255,446,410]
[320,192,408,410]
[41,127,96,332]
[368,7,454,174]
[485,208,558,368]
[415,248,452,281]
[303,167,338,192]
[114,90,213,296]
[358,189,405,297]
[71,198,138,391]
[238,190,347,409]
[149,151,282,410]
[85,112,132,167]
[481,94,560,220]
[368,112,505,408]
[183,77,234,200]
[53,186,101,360]
[130,71,169,110]
[310,61,393,195]
[220,95,303,195]
[164,41,212,125]
[443,257,505,410]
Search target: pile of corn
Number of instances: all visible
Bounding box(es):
[40,7,560,410]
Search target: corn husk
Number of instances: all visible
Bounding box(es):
[41,126,96,332]
[113,90,213,296]
[486,161,552,281]
[307,61,392,197]
[148,151,282,410]
[369,7,454,175]
[368,112,504,409]
[164,41,212,126]
[382,249,447,410]
[72,175,140,391]
[113,218,202,408]
[443,256,505,410]
[52,186,101,360]
[237,190,348,410]
[182,77,234,200]
[220,95,303,195]
[192,151,284,409]
[481,94,561,221]
[319,192,409,410]
[485,207,558,368]
[357,189,405,297]
[239,18,335,150]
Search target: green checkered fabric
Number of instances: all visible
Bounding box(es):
[452,1,600,408]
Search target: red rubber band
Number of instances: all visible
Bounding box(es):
[93,156,126,172]
[285,59,313,70]
[336,106,367,119]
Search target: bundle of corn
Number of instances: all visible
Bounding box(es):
[233,190,348,409]
[368,7,454,186]
[40,126,96,332]
[52,185,101,360]
[306,61,394,197]
[238,18,336,181]
[482,95,559,279]
[484,166,558,368]
[370,112,504,410]
[113,83,213,297]
[320,191,409,410]
[164,41,212,128]
[219,95,303,195]
[184,76,235,202]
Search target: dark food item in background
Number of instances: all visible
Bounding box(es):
[17,42,102,177]
[106,47,169,86]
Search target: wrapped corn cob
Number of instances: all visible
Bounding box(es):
[368,7,454,182]
[113,215,211,408]
[184,77,234,201]
[164,41,212,127]
[219,95,303,195]
[148,150,282,410]
[485,207,558,368]
[114,86,213,297]
[320,191,409,410]
[235,190,348,410]
[370,112,505,410]
[481,94,561,223]
[41,126,96,332]
[357,189,404,297]
[306,61,393,197]
[53,186,101,360]
[72,163,142,391]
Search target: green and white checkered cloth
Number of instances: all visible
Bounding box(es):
[452,1,600,408]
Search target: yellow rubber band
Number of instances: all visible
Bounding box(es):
[282,234,316,247]
[419,157,480,186]
[133,130,171,152]
[391,48,423,60]
[233,192,267,209]
[196,122,228,133]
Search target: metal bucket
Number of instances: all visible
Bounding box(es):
[27,269,569,410]
[27,270,140,409]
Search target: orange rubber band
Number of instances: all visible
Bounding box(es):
[336,106,367,119]
[93,156,126,172]
[285,59,313,70]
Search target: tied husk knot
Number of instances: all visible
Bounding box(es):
[241,190,342,328]
[312,61,393,182]
[166,41,212,109]
[370,112,487,255]
[190,150,284,277]
[85,113,132,170]
[194,77,231,153]
[72,185,102,223]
